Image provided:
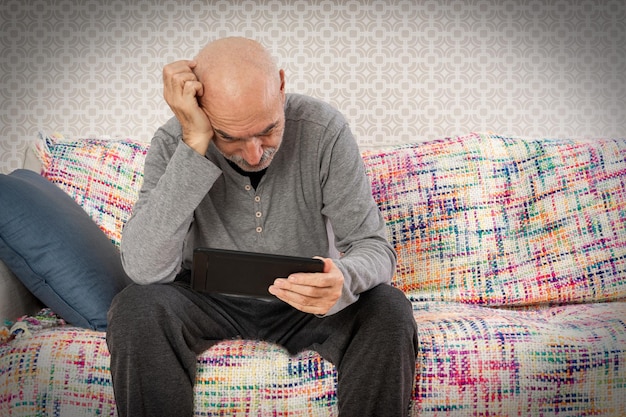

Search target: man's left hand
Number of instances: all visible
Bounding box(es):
[269,257,343,315]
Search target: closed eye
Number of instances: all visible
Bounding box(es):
[216,132,237,142]
[214,122,278,142]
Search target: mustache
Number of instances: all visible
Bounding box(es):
[226,147,278,172]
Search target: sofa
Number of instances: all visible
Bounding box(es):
[1,132,625,416]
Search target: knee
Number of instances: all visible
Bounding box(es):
[107,284,173,331]
[358,284,416,337]
[361,284,413,318]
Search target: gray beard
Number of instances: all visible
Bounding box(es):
[219,146,278,172]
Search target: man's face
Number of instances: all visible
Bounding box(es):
[211,109,285,172]
[200,71,286,172]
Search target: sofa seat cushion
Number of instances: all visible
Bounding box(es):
[194,340,337,413]
[364,133,626,306]
[0,321,338,416]
[412,300,626,416]
[2,301,625,416]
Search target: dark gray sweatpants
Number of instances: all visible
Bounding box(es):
[106,281,417,417]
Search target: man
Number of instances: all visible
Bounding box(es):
[106,37,417,416]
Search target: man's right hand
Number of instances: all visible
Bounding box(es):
[162,60,213,155]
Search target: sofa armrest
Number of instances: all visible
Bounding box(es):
[23,141,41,172]
[0,260,43,322]
[0,143,44,322]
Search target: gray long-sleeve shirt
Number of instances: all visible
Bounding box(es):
[120,93,396,315]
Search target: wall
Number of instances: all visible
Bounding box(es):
[1,0,625,173]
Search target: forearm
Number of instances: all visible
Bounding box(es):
[328,220,396,315]
[319,130,397,315]
[120,141,220,284]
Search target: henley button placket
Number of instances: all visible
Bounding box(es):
[243,183,263,234]
[252,190,263,233]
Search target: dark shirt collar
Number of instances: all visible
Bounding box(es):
[226,160,267,190]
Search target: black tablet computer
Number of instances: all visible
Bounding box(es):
[191,248,325,299]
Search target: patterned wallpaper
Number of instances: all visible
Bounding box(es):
[1,0,625,173]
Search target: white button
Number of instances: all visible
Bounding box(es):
[256,227,263,233]
[244,185,252,191]
[254,196,261,202]
[255,211,262,218]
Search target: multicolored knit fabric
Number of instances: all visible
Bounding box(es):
[363,133,626,306]
[1,326,118,416]
[0,308,64,344]
[0,322,338,416]
[35,133,149,248]
[412,301,626,416]
[194,340,337,415]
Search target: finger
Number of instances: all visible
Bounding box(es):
[163,61,193,82]
[268,286,327,315]
[182,79,204,99]
[163,61,199,89]
[286,273,327,289]
[164,72,203,112]
[163,59,195,73]
[165,72,199,95]
[272,278,337,304]
[314,256,333,274]
[287,265,338,289]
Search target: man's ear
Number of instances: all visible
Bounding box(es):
[279,69,286,94]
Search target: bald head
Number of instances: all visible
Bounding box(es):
[194,37,283,107]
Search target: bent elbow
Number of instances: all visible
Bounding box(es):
[120,251,178,285]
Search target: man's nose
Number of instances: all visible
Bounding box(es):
[242,138,263,166]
